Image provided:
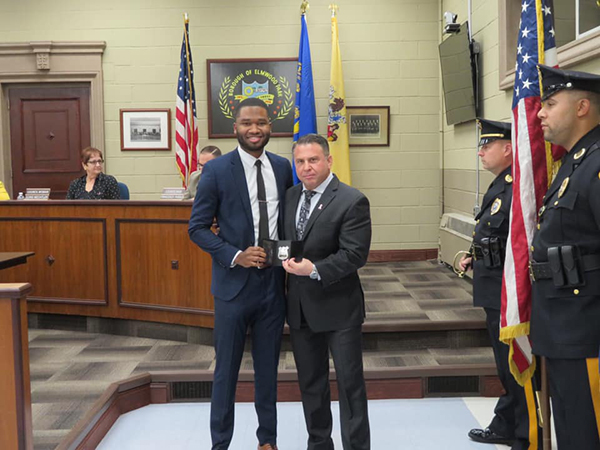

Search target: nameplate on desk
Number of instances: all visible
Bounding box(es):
[161,187,186,200]
[25,188,51,200]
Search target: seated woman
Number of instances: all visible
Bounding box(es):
[66,147,120,199]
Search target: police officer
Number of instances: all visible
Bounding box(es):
[461,119,540,450]
[529,65,600,449]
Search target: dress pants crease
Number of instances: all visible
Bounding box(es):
[211,268,285,449]
[547,357,600,450]
[291,325,370,450]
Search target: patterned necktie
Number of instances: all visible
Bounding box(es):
[296,190,316,240]
[255,160,269,245]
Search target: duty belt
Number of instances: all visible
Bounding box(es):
[472,245,484,260]
[529,253,600,282]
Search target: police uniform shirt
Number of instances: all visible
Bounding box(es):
[530,124,600,359]
[472,165,513,310]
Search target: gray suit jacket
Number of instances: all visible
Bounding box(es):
[284,175,372,332]
[183,170,202,199]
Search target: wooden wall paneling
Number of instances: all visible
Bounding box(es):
[0,201,215,328]
[116,219,213,314]
[0,218,108,304]
[0,284,33,450]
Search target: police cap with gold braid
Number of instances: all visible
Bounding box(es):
[538,64,600,102]
[477,118,511,146]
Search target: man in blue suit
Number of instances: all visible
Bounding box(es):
[189,98,293,450]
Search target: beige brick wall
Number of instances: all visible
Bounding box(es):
[441,0,513,219]
[0,0,443,251]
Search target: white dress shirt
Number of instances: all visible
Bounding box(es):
[295,172,334,228]
[237,147,280,244]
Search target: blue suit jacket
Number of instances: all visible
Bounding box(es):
[189,149,293,300]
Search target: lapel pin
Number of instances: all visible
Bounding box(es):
[318,204,323,210]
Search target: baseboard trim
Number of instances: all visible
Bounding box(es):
[58,369,500,449]
[368,249,438,262]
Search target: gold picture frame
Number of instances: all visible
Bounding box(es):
[346,106,390,147]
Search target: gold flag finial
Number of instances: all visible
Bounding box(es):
[300,1,309,15]
[329,4,339,17]
[184,12,189,24]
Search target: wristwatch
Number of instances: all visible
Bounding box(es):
[309,264,319,280]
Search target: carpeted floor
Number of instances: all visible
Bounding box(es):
[28,261,492,450]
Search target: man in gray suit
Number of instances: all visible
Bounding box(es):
[183,145,222,199]
[283,133,372,450]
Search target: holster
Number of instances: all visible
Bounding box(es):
[490,237,503,268]
[547,246,585,288]
[480,237,503,269]
[561,245,584,287]
[547,247,565,287]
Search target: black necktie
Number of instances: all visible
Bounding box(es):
[255,159,269,245]
[296,190,316,240]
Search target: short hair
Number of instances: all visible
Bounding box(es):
[586,91,600,116]
[234,98,270,120]
[293,134,330,156]
[570,90,600,117]
[81,147,103,164]
[200,145,222,157]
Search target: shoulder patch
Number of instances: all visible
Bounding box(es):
[491,198,502,215]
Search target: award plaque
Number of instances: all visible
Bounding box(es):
[262,239,303,267]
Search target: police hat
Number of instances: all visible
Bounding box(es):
[538,64,600,101]
[477,118,511,146]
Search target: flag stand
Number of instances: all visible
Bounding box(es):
[541,357,551,450]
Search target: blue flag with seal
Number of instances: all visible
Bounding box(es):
[292,12,317,184]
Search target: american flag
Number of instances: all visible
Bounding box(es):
[175,18,198,188]
[500,0,559,385]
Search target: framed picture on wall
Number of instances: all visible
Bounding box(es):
[346,106,390,147]
[120,109,171,151]
[206,58,297,138]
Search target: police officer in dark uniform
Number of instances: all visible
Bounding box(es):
[529,65,600,449]
[461,119,540,450]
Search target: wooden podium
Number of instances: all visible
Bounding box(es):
[0,283,33,450]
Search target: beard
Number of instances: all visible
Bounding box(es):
[236,132,271,153]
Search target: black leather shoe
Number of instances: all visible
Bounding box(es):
[468,427,515,445]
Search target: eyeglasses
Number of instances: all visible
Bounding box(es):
[87,159,104,166]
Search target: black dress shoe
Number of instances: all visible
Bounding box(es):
[468,427,515,445]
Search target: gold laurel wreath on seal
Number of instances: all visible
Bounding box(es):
[273,76,294,121]
[218,76,234,119]
[219,75,293,121]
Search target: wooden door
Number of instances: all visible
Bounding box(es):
[9,85,91,199]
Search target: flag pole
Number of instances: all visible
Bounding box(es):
[182,12,195,185]
[541,357,551,450]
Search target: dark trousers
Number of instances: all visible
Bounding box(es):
[485,308,541,450]
[547,357,600,450]
[290,324,370,450]
[210,268,285,449]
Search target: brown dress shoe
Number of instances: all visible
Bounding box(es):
[257,444,278,450]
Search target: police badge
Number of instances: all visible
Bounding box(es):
[558,177,569,198]
[278,246,289,261]
[262,239,304,267]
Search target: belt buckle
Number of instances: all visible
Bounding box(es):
[528,261,536,282]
